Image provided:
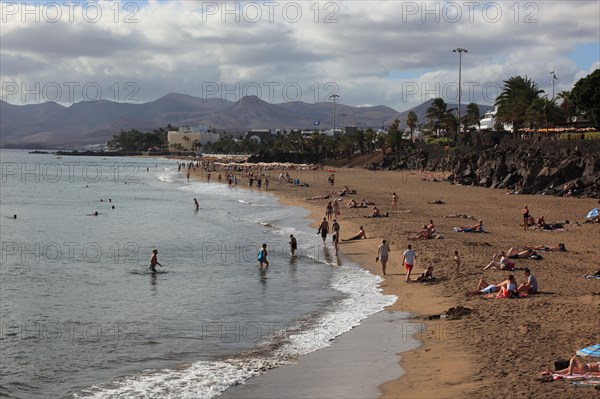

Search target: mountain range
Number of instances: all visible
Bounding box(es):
[0,94,493,148]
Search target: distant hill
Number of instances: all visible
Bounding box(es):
[0,94,493,148]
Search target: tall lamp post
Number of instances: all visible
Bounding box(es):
[330,94,339,135]
[452,48,468,140]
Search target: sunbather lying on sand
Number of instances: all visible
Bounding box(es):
[525,243,567,252]
[553,356,600,376]
[427,199,445,204]
[364,206,389,218]
[360,198,375,207]
[502,248,537,259]
[342,226,367,241]
[415,265,434,282]
[409,225,432,240]
[465,276,513,296]
[444,214,476,219]
[483,251,515,270]
[409,221,435,240]
[306,192,332,200]
[336,186,356,195]
[454,220,484,232]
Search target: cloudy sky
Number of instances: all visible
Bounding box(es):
[1,0,598,111]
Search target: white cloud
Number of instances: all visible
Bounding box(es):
[1,1,598,111]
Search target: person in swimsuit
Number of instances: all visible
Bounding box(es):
[465,277,512,296]
[332,230,339,255]
[376,239,391,275]
[342,226,366,241]
[522,205,530,231]
[194,198,199,211]
[318,218,329,244]
[391,192,398,212]
[554,356,600,375]
[454,250,461,275]
[258,243,269,268]
[325,202,334,222]
[149,249,162,272]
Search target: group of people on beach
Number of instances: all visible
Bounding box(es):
[466,268,538,298]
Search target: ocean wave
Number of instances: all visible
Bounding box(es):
[74,258,395,399]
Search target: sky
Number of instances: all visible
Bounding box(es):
[1,0,599,112]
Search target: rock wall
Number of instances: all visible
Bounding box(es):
[366,139,600,198]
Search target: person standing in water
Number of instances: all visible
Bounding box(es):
[289,234,298,256]
[149,249,163,272]
[194,198,199,211]
[258,243,269,268]
[318,217,329,244]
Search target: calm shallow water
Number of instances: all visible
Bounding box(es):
[0,150,395,398]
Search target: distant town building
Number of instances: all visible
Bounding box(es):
[245,129,272,142]
[168,126,221,150]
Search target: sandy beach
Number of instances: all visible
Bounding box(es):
[188,164,600,398]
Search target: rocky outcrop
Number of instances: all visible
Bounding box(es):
[366,144,600,198]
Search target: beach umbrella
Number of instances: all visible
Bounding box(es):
[576,344,600,357]
[586,208,599,219]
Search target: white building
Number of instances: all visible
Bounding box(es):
[168,126,221,150]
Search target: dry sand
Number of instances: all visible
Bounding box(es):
[188,164,600,398]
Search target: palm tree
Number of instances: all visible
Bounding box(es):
[463,103,481,131]
[386,118,402,153]
[556,90,575,122]
[426,98,455,137]
[406,111,418,142]
[364,128,377,153]
[495,75,544,138]
[525,97,563,129]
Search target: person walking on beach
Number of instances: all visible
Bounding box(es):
[325,201,334,222]
[194,198,199,211]
[258,243,269,268]
[318,217,329,244]
[377,239,391,276]
[332,230,339,255]
[391,192,398,212]
[332,219,340,237]
[402,244,416,282]
[332,199,340,218]
[289,234,298,256]
[522,205,530,231]
[149,249,163,273]
[454,250,461,275]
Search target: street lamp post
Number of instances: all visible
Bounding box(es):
[330,94,339,135]
[452,48,468,141]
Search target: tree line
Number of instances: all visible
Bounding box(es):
[107,69,599,155]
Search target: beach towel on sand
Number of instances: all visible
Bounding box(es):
[453,227,485,233]
[551,373,599,381]
[484,292,528,299]
[570,379,600,387]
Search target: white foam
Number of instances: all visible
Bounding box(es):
[74,260,395,399]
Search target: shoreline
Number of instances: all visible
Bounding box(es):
[186,164,600,399]
[253,172,481,398]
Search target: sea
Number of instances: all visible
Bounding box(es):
[0,149,397,398]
